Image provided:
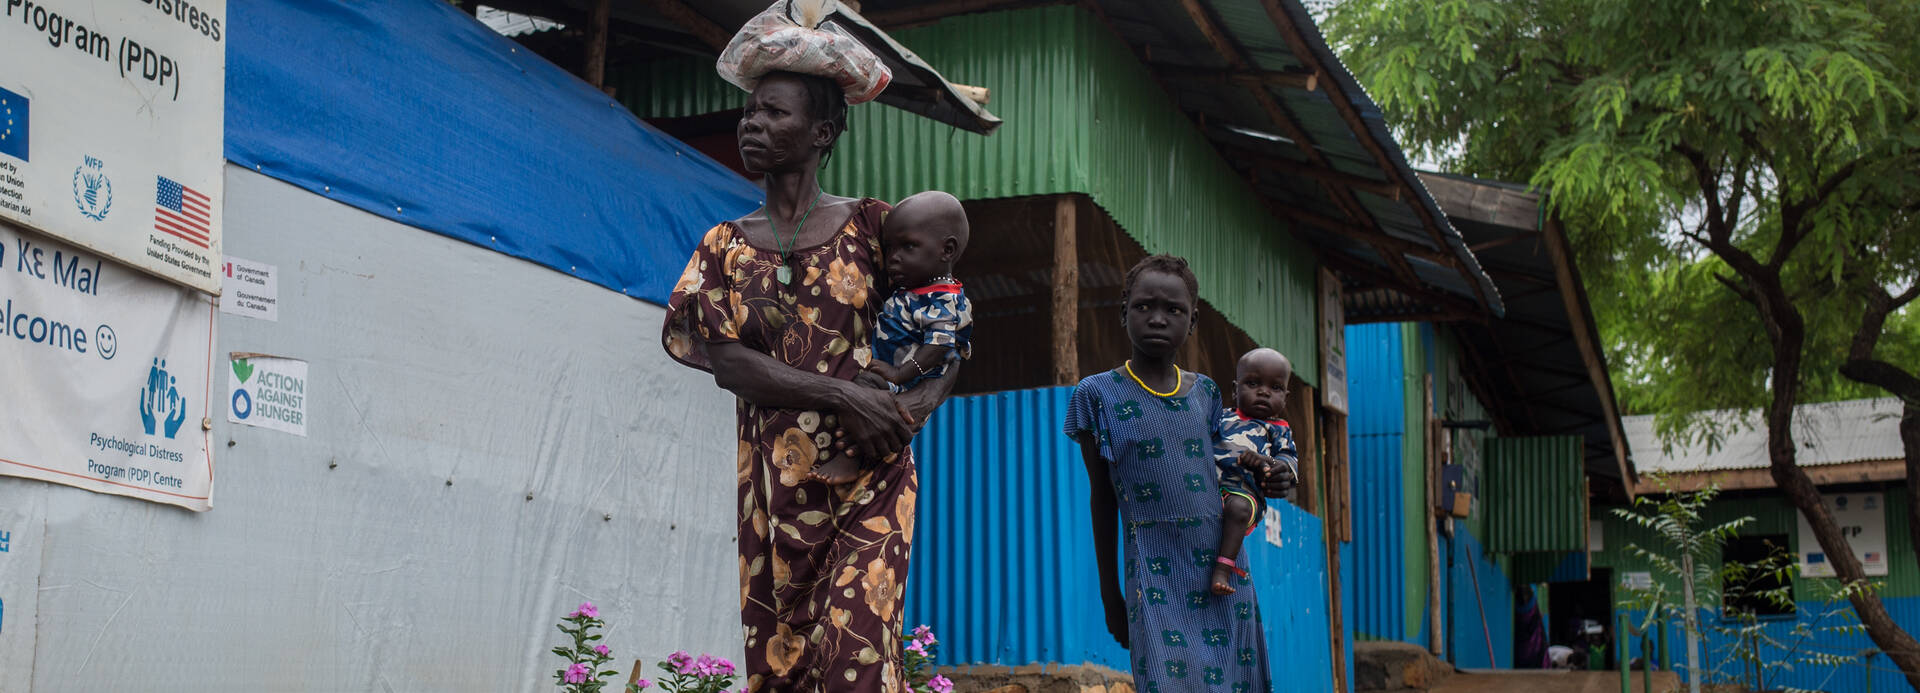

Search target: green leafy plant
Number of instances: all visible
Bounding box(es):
[903,624,952,693]
[550,602,739,693]
[553,602,622,692]
[1709,578,1869,692]
[1613,480,1759,692]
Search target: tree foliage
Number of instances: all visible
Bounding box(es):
[1325,0,1920,439]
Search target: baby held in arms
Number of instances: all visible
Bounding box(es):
[811,191,972,484]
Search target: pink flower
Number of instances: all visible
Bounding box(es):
[715,658,736,676]
[593,644,610,656]
[929,674,954,693]
[578,602,599,619]
[906,641,928,655]
[911,624,933,640]
[564,662,591,684]
[667,651,691,670]
[633,679,652,690]
[695,654,716,675]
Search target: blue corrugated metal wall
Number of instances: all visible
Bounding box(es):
[1347,323,1411,642]
[1245,503,1336,693]
[906,385,1335,690]
[1445,528,1515,670]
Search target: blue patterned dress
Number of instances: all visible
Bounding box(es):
[1065,369,1273,693]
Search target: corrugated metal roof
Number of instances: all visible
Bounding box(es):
[1624,398,1907,474]
[1091,0,1504,319]
[1418,171,1633,487]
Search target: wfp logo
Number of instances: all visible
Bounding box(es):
[72,156,111,221]
[140,358,187,439]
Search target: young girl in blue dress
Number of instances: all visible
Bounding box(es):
[1063,255,1274,693]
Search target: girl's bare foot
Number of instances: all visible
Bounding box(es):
[810,453,861,484]
[1210,557,1245,596]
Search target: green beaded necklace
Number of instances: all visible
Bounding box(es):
[772,190,823,285]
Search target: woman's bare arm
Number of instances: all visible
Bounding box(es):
[707,341,913,458]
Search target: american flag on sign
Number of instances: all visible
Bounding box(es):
[155,176,210,248]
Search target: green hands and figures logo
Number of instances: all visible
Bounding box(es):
[140,358,187,439]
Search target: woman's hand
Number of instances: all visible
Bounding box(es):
[832,380,914,460]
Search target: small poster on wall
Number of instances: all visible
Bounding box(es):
[1797,492,1888,578]
[1318,269,1347,415]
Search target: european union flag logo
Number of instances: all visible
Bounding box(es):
[0,86,25,162]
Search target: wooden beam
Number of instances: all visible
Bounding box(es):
[1051,195,1080,385]
[640,0,731,51]
[1239,150,1400,200]
[1177,0,1243,70]
[1293,382,1320,514]
[1153,66,1320,91]
[1282,207,1454,265]
[1468,231,1539,254]
[1320,252,1480,317]
[1419,172,1544,231]
[583,0,611,89]
[1543,217,1636,494]
[1636,459,1907,494]
[1256,0,1496,314]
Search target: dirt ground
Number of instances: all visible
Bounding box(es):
[1432,669,1682,693]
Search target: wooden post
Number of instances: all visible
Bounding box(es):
[1050,195,1079,386]
[584,0,610,89]
[1293,383,1318,513]
[1426,375,1444,659]
[1326,482,1348,693]
[1323,405,1351,693]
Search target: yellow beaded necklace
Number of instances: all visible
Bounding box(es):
[1124,360,1183,397]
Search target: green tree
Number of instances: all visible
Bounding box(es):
[1326,0,1920,685]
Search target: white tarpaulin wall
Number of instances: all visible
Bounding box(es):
[0,166,743,690]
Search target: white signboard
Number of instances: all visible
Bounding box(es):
[1621,571,1652,590]
[1263,506,1283,547]
[0,0,227,293]
[1319,269,1347,414]
[0,220,215,511]
[219,255,276,321]
[1798,492,1888,578]
[227,355,307,436]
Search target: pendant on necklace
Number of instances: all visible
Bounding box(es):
[776,263,792,285]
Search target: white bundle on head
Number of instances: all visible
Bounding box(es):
[717,0,892,105]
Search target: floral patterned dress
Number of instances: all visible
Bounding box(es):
[663,198,916,692]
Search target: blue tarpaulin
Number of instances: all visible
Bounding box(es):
[225,0,763,304]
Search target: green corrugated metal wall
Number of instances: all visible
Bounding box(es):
[1486,436,1586,553]
[612,5,1320,382]
[1593,490,1920,601]
[609,58,741,119]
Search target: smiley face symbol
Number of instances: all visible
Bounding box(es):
[95,324,117,360]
